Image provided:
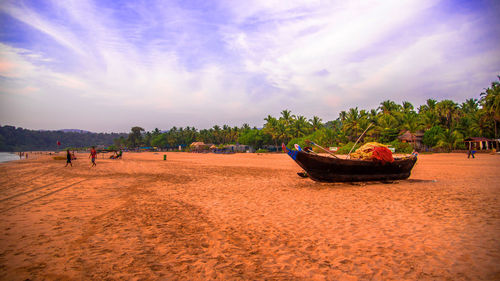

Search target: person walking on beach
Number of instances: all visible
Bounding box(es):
[89,146,97,167]
[467,143,475,159]
[468,149,476,158]
[65,149,72,167]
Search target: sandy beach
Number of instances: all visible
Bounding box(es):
[0,152,499,280]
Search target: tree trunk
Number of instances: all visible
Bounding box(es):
[495,120,498,139]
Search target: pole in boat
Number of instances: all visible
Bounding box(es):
[305,140,339,158]
[347,123,373,159]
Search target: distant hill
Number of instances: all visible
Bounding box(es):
[59,129,93,133]
[0,125,128,151]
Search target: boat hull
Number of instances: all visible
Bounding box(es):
[290,151,417,182]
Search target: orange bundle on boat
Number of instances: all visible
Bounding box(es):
[350,142,394,164]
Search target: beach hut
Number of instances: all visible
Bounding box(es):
[190,142,208,152]
[397,131,424,150]
[464,137,499,151]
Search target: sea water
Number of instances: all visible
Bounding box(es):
[0,152,20,163]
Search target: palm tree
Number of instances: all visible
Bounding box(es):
[222,125,230,144]
[293,115,310,138]
[280,110,295,126]
[275,122,288,145]
[231,126,239,143]
[461,98,479,114]
[436,129,463,152]
[263,115,279,148]
[338,110,347,123]
[343,107,361,141]
[436,100,459,129]
[375,114,399,143]
[402,101,415,114]
[309,116,323,131]
[401,112,420,132]
[212,125,221,144]
[480,77,500,138]
[419,111,439,130]
[279,109,295,142]
[368,109,378,122]
[379,100,401,115]
[418,99,437,113]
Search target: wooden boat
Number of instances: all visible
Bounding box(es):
[285,149,417,182]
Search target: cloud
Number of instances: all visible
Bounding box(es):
[0,0,499,131]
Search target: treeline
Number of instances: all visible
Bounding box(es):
[0,126,127,151]
[118,77,499,153]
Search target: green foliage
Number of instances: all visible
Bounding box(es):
[480,76,500,138]
[436,129,463,152]
[127,126,145,148]
[255,149,269,153]
[151,134,167,148]
[107,144,119,151]
[378,128,399,143]
[237,129,270,149]
[286,136,309,150]
[388,140,413,154]
[422,126,444,147]
[286,127,338,151]
[337,142,361,154]
[0,125,127,152]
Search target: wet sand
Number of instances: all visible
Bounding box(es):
[0,152,499,280]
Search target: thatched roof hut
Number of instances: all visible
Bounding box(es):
[398,130,424,149]
[190,142,208,152]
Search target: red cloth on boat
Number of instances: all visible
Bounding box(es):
[371,146,394,164]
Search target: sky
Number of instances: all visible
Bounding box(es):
[0,0,499,132]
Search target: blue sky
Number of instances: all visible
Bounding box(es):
[1,0,499,132]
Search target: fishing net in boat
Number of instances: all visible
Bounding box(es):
[350,142,394,163]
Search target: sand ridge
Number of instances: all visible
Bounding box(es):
[0,152,499,280]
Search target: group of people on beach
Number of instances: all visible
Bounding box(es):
[64,147,123,167]
[65,147,97,167]
[18,152,28,159]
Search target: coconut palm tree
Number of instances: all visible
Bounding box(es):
[436,100,459,129]
[402,101,415,114]
[418,99,437,113]
[480,77,500,138]
[376,114,399,143]
[280,110,295,125]
[343,107,361,141]
[379,100,401,115]
[263,115,279,148]
[419,111,440,130]
[212,125,221,144]
[436,129,463,152]
[293,115,310,138]
[401,111,420,133]
[461,98,479,114]
[338,110,347,124]
[279,109,295,142]
[240,123,251,132]
[309,116,323,131]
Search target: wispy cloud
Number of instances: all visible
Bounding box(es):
[1,0,499,131]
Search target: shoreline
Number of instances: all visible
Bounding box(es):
[0,152,21,164]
